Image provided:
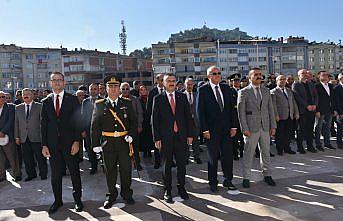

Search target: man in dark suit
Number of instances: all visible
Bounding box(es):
[41,72,83,214]
[0,91,22,182]
[152,73,193,203]
[147,73,164,169]
[334,73,343,149]
[130,80,142,97]
[197,66,239,192]
[292,69,318,154]
[81,83,102,174]
[314,71,335,150]
[15,88,47,181]
[184,77,202,164]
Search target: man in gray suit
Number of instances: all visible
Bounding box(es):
[15,88,47,181]
[237,67,277,188]
[184,77,202,164]
[271,75,299,155]
[120,82,144,170]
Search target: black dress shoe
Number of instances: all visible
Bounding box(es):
[285,150,296,154]
[103,197,116,209]
[298,149,306,154]
[164,190,174,203]
[178,186,189,200]
[41,176,47,180]
[194,157,202,164]
[125,197,135,205]
[234,155,239,161]
[270,152,275,157]
[226,182,238,191]
[210,185,219,193]
[48,201,63,214]
[242,179,250,188]
[74,201,83,212]
[307,148,317,153]
[14,176,22,182]
[264,176,276,186]
[316,146,325,151]
[90,168,97,175]
[277,151,283,156]
[325,144,336,150]
[154,162,160,169]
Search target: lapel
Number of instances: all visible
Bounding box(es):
[105,98,115,112]
[247,85,258,106]
[219,84,227,109]
[47,94,58,119]
[59,92,68,116]
[175,91,181,116]
[206,83,221,111]
[27,102,34,121]
[0,103,8,119]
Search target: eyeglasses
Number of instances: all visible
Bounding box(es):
[211,72,221,76]
[50,79,63,83]
[121,88,130,91]
[0,96,5,98]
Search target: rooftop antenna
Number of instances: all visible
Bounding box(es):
[119,20,127,55]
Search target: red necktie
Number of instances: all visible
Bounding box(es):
[169,93,178,133]
[55,95,60,117]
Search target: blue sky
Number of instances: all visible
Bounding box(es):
[0,0,342,53]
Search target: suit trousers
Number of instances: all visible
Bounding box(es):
[0,141,21,179]
[297,111,315,150]
[50,144,82,203]
[337,117,343,146]
[102,138,133,200]
[243,129,271,180]
[314,113,332,147]
[22,138,47,178]
[276,118,293,153]
[160,132,187,191]
[207,129,233,186]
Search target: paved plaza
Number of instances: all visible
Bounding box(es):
[1,143,343,221]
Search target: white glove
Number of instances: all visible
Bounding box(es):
[93,146,103,153]
[125,135,133,143]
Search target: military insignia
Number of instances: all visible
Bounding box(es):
[120,106,128,110]
[96,99,105,104]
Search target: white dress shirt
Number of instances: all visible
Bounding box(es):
[166,91,176,106]
[24,101,33,114]
[320,82,330,96]
[185,91,193,104]
[277,86,288,97]
[157,86,164,94]
[53,90,64,110]
[251,84,262,99]
[108,97,118,107]
[209,81,224,106]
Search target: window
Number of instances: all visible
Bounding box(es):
[194,57,200,62]
[310,57,314,62]
[229,66,238,71]
[201,57,216,62]
[320,57,325,62]
[25,54,33,60]
[193,48,200,53]
[229,49,237,54]
[238,56,248,62]
[258,57,267,62]
[319,49,324,54]
[36,54,48,60]
[69,64,84,71]
[228,57,238,62]
[297,55,304,61]
[238,48,247,53]
[320,65,325,69]
[309,50,314,54]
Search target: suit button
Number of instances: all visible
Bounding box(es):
[115,124,118,127]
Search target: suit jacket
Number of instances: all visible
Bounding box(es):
[196,83,238,134]
[152,91,193,145]
[147,87,162,123]
[40,92,81,153]
[81,96,102,132]
[292,80,318,114]
[237,84,276,133]
[270,87,299,120]
[127,95,143,130]
[315,83,334,115]
[15,102,42,143]
[183,91,200,135]
[0,103,15,141]
[334,84,343,115]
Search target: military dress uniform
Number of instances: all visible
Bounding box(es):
[91,77,137,208]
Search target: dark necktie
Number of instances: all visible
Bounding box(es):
[282,88,288,100]
[26,104,30,120]
[215,86,224,112]
[55,95,60,117]
[160,88,163,94]
[169,93,178,133]
[188,92,193,104]
[113,101,116,109]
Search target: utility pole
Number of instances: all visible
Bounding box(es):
[119,20,127,55]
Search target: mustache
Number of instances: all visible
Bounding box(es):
[256,77,262,80]
[23,97,29,99]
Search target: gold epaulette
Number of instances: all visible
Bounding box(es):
[121,97,131,101]
[95,99,105,104]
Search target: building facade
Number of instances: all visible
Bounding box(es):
[308,42,337,75]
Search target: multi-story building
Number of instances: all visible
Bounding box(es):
[308,42,336,74]
[63,48,153,92]
[336,45,343,73]
[0,44,23,94]
[152,38,217,81]
[22,47,62,89]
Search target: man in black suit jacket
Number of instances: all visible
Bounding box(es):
[0,91,22,182]
[152,74,193,203]
[334,73,343,149]
[292,69,318,153]
[197,66,239,192]
[41,72,83,214]
[81,83,102,174]
[147,73,165,169]
[314,71,335,150]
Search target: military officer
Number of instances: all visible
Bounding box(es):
[91,76,137,209]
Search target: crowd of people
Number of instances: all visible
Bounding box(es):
[0,66,342,213]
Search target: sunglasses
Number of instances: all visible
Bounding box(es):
[0,96,5,98]
[121,88,130,91]
[211,72,221,76]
